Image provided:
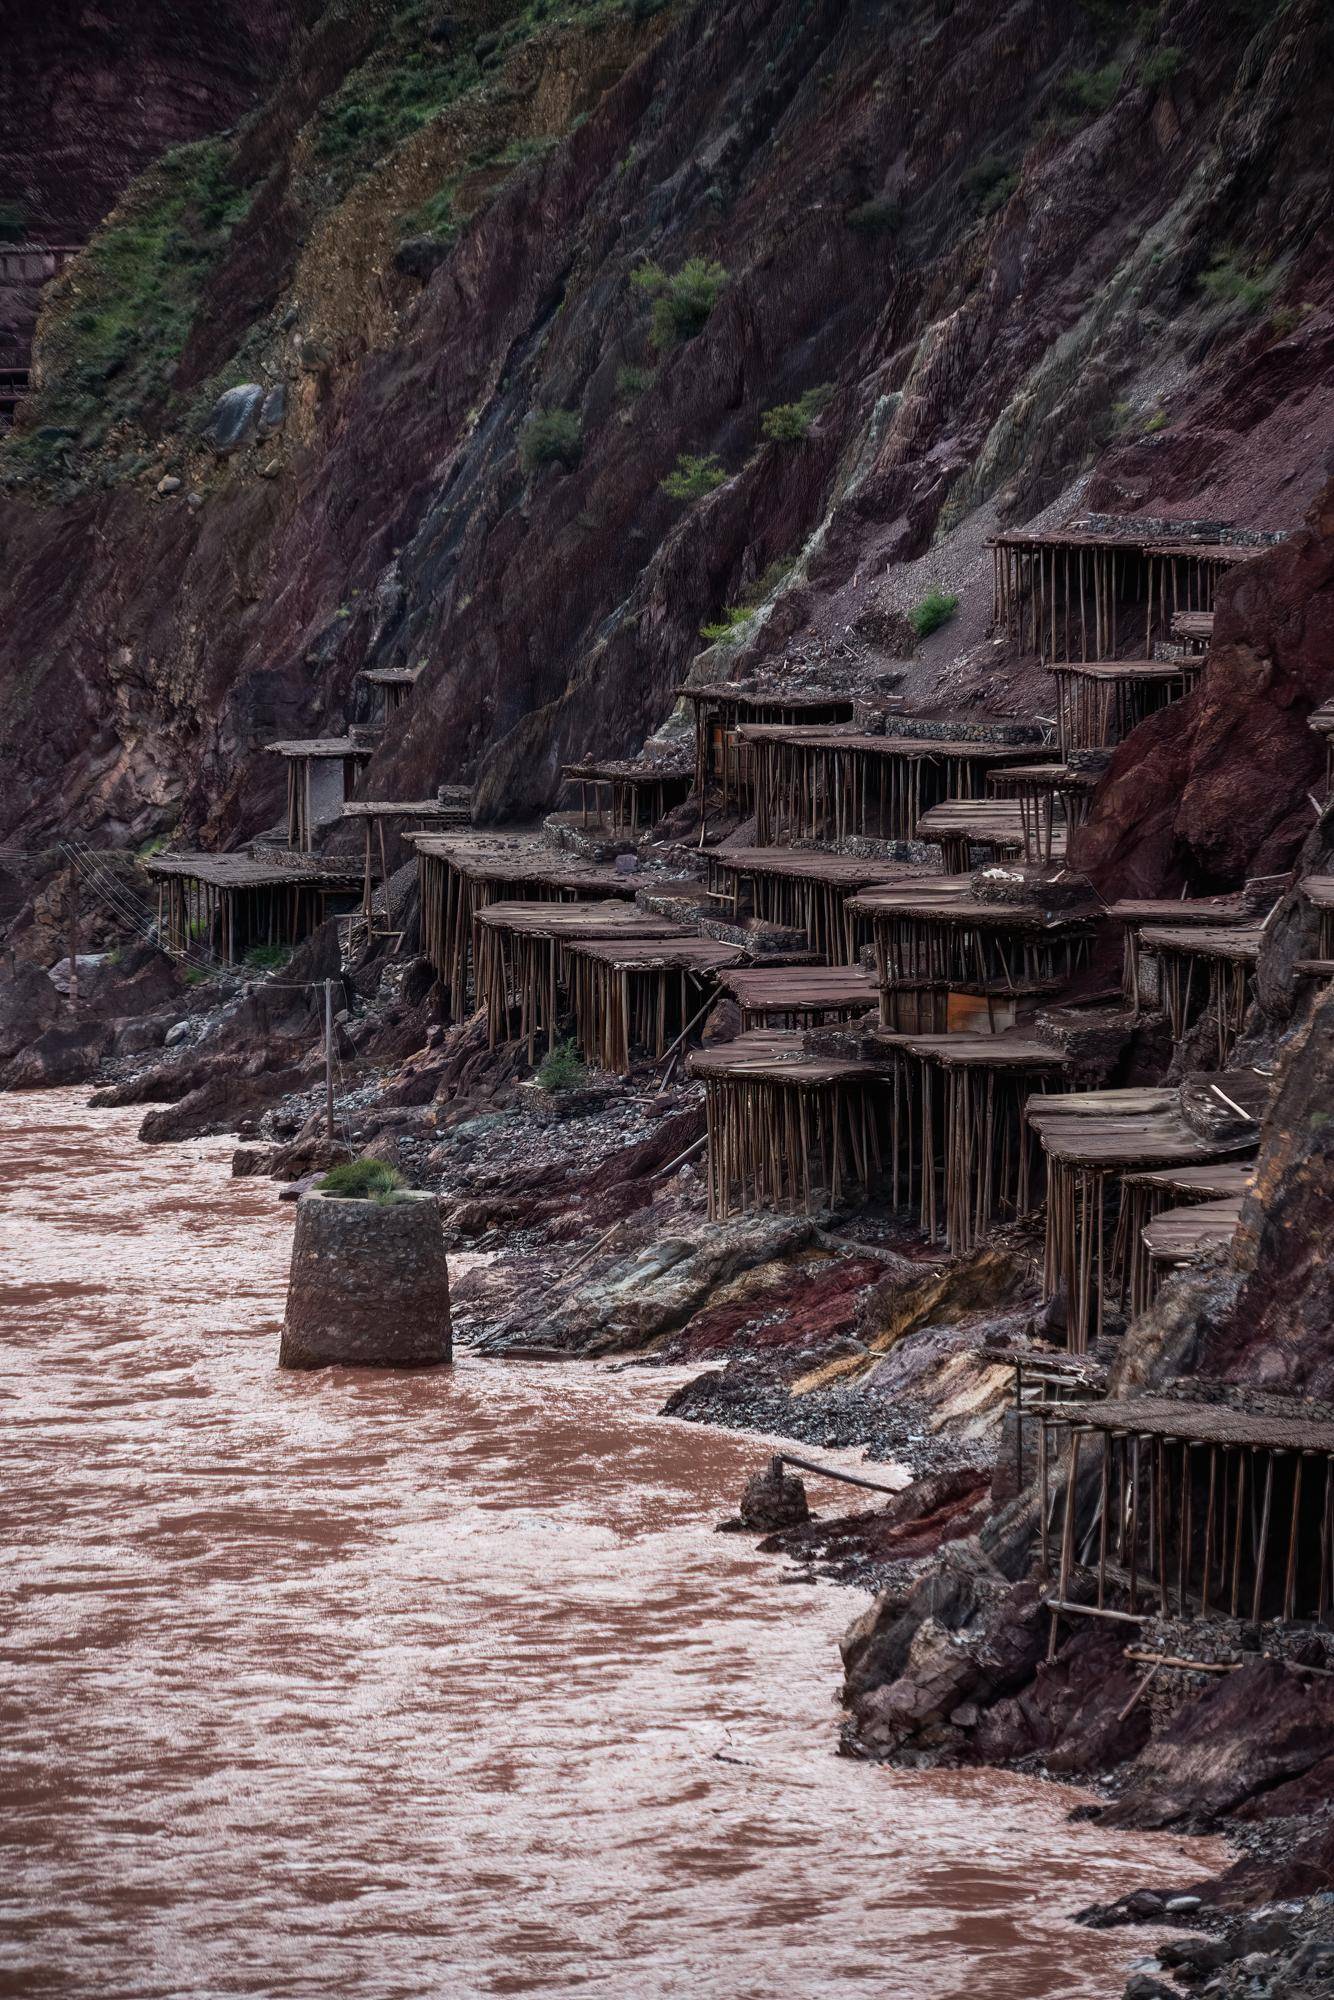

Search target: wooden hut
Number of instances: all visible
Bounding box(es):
[266,734,377,852]
[689,1030,893,1219]
[1025,1078,1263,1350]
[1050,659,1204,755]
[677,682,857,807]
[341,794,472,922]
[474,900,685,1056]
[742,728,1042,846]
[559,758,692,833]
[358,665,422,721]
[1038,1399,1334,1637]
[987,762,1101,864]
[703,848,920,962]
[147,851,363,965]
[565,936,745,1072]
[1137,921,1265,1066]
[1114,1161,1254,1319]
[719,962,877,1030]
[412,834,639,1018]
[849,877,1098,1032]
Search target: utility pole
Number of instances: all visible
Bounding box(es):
[324,977,336,1143]
[67,872,79,1009]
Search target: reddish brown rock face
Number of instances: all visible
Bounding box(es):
[1076,479,1334,896]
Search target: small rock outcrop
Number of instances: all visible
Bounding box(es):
[279,1190,452,1369]
[201,382,264,455]
[738,1455,810,1531]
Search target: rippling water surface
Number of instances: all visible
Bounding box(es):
[0,1091,1217,1999]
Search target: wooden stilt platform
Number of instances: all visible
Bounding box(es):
[987,762,1101,863]
[266,735,378,852]
[1037,1399,1334,1632]
[341,796,472,928]
[411,834,641,1019]
[1108,895,1261,1012]
[916,798,1069,871]
[1170,610,1213,656]
[719,963,877,1030]
[1140,1194,1245,1307]
[703,847,922,962]
[1137,922,1265,1066]
[741,728,1042,845]
[564,935,746,1071]
[1050,659,1204,755]
[849,877,1098,1027]
[688,1031,894,1219]
[358,664,423,720]
[1026,1080,1265,1351]
[475,900,686,1057]
[1115,1161,1255,1319]
[677,683,858,809]
[1303,875,1334,959]
[560,759,692,834]
[148,851,363,964]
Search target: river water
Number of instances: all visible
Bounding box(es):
[0,1090,1216,1999]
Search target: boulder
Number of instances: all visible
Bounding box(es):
[394,235,453,282]
[257,383,287,436]
[0,959,63,1060]
[3,1019,111,1088]
[201,383,264,455]
[279,1190,452,1368]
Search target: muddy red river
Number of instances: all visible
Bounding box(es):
[0,1091,1218,1998]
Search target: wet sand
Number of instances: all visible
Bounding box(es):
[0,1091,1217,1999]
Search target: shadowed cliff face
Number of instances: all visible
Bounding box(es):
[0,0,1332,862]
[0,0,322,238]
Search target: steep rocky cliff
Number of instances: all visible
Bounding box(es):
[2,0,1332,885]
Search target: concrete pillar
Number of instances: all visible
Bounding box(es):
[279,1191,452,1369]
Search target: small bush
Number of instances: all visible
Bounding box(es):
[760,382,834,444]
[961,155,1017,216]
[536,1039,586,1091]
[1061,62,1123,113]
[1200,250,1276,313]
[243,943,292,971]
[1140,46,1183,89]
[660,451,726,501]
[846,196,901,234]
[616,363,654,398]
[700,604,754,644]
[317,1158,406,1201]
[522,407,582,472]
[633,256,728,348]
[909,589,960,638]
[1144,409,1168,433]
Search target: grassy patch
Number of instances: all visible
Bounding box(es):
[3,137,254,469]
[845,196,902,234]
[1140,45,1183,88]
[909,589,960,638]
[397,180,461,244]
[522,407,582,471]
[660,451,726,501]
[535,1039,587,1091]
[1200,249,1277,313]
[243,943,293,971]
[632,256,728,348]
[1061,62,1124,113]
[760,382,833,444]
[961,155,1018,216]
[317,1158,407,1201]
[616,362,655,398]
[700,557,794,641]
